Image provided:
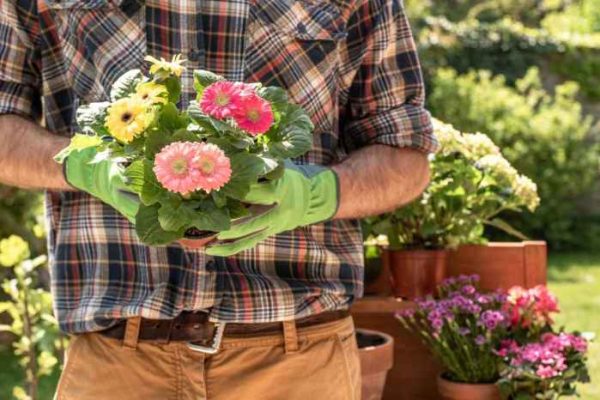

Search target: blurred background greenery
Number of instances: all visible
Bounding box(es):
[0,0,599,398]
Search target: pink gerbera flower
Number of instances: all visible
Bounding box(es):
[232,93,274,136]
[154,142,231,195]
[200,81,240,119]
[233,82,256,97]
[190,142,232,193]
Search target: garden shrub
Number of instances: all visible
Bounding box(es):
[0,187,44,255]
[417,17,600,100]
[428,67,600,250]
[405,0,565,25]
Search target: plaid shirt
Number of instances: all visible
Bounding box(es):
[0,0,437,333]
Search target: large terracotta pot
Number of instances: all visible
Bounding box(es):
[357,329,394,400]
[383,249,448,299]
[437,375,501,400]
[448,241,547,291]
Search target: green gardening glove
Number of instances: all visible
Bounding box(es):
[63,147,140,223]
[205,162,339,257]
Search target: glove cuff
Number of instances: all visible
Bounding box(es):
[303,166,339,225]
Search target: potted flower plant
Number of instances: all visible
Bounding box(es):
[363,120,540,298]
[55,55,314,247]
[396,276,590,400]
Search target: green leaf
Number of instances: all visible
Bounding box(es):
[158,102,187,131]
[144,128,172,159]
[221,153,265,200]
[189,200,231,232]
[124,159,145,193]
[193,69,224,97]
[140,160,165,206]
[163,76,182,104]
[257,86,289,108]
[188,102,233,134]
[228,199,251,220]
[53,134,104,163]
[258,156,282,178]
[157,199,188,232]
[110,69,143,101]
[268,103,314,158]
[171,129,202,143]
[135,204,183,245]
[211,191,228,208]
[485,218,531,241]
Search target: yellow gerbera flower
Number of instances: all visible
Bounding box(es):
[145,54,186,78]
[105,97,152,143]
[135,82,168,105]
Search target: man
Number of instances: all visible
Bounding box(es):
[0,0,437,399]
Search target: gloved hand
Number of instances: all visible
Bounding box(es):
[205,162,339,256]
[64,147,140,223]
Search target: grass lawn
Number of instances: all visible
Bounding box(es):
[548,252,600,399]
[0,252,598,399]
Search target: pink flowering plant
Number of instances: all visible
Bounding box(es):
[56,55,314,245]
[397,277,590,398]
[496,286,590,399]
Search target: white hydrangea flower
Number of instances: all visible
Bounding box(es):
[513,175,540,212]
[462,132,500,160]
[432,119,465,155]
[476,154,519,185]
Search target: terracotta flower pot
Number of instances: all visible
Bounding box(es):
[178,233,217,249]
[357,329,394,400]
[383,249,448,299]
[437,375,501,400]
[448,241,547,291]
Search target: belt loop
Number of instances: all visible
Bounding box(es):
[122,316,142,350]
[283,320,299,354]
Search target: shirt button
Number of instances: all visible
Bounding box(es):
[188,49,202,62]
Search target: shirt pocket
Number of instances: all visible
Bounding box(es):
[244,0,347,138]
[46,0,146,103]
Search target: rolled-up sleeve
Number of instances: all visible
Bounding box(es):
[339,0,438,153]
[0,1,41,120]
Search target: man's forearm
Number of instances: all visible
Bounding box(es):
[332,145,430,219]
[0,114,70,190]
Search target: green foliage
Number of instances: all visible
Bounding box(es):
[416,14,600,100]
[364,121,538,250]
[405,0,565,26]
[428,67,600,249]
[0,236,63,400]
[0,188,44,255]
[542,0,600,34]
[418,17,562,85]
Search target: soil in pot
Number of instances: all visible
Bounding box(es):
[357,329,394,400]
[437,375,501,400]
[384,249,448,299]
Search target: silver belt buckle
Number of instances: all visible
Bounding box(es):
[186,322,226,355]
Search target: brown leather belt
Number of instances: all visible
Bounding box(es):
[100,310,350,344]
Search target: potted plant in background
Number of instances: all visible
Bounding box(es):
[397,275,590,400]
[363,120,540,298]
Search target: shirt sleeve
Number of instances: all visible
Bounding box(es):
[339,0,438,153]
[0,1,41,121]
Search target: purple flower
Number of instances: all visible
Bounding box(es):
[480,310,506,330]
[461,285,476,295]
[475,335,487,346]
[458,327,471,336]
[430,318,444,332]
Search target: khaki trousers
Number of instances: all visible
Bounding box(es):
[55,316,361,400]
